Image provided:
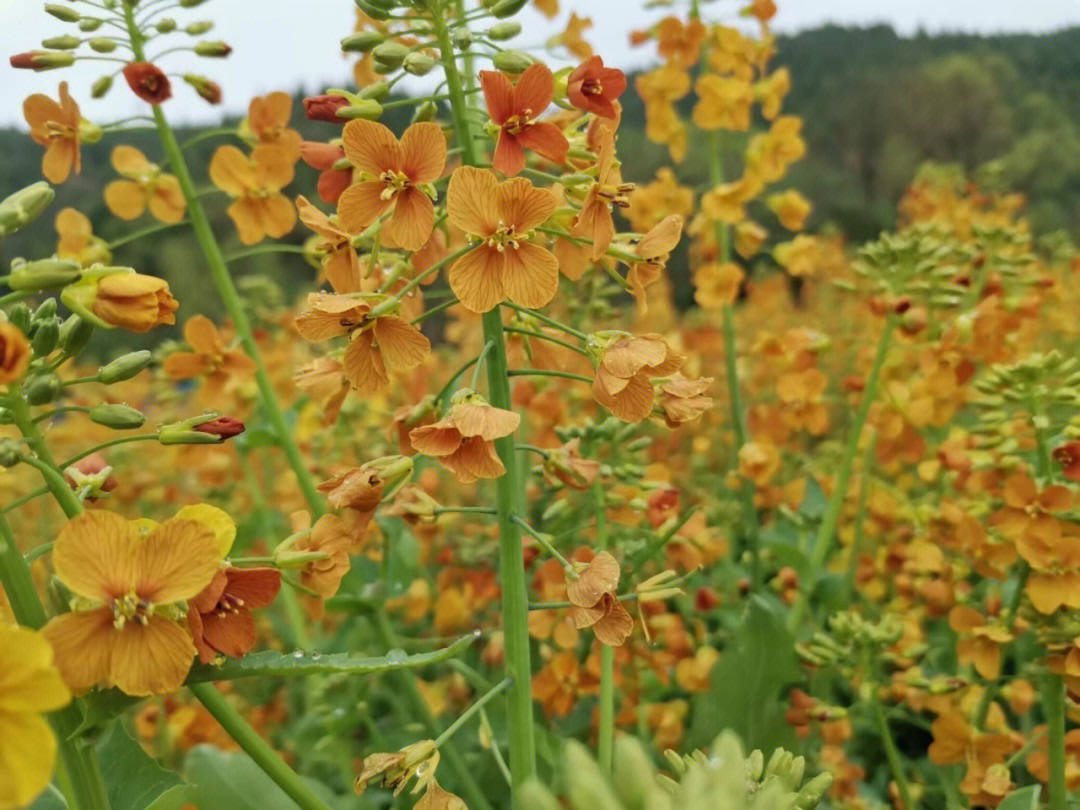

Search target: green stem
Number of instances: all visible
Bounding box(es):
[434,9,537,795]
[502,326,588,357]
[225,244,309,262]
[1043,672,1068,810]
[59,433,161,468]
[434,677,512,748]
[189,683,332,810]
[512,514,571,569]
[870,687,912,810]
[507,369,592,384]
[595,481,615,775]
[107,219,187,249]
[788,316,895,631]
[503,302,588,340]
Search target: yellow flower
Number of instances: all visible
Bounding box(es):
[55,208,111,267]
[692,75,753,131]
[209,144,296,244]
[0,623,71,810]
[693,261,744,309]
[104,145,186,223]
[767,188,812,231]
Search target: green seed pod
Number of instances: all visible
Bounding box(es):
[359,80,391,100]
[0,182,55,238]
[59,315,93,356]
[486,21,521,41]
[45,4,82,22]
[0,439,23,468]
[490,0,529,18]
[24,373,61,406]
[91,74,113,98]
[411,100,438,124]
[7,258,81,291]
[78,18,103,32]
[341,31,385,52]
[42,35,81,50]
[492,49,532,74]
[8,304,31,334]
[88,37,117,53]
[372,41,409,69]
[451,28,472,50]
[403,51,435,76]
[336,99,383,120]
[194,40,231,57]
[155,18,177,33]
[31,318,60,357]
[184,21,214,35]
[98,351,152,384]
[89,404,146,430]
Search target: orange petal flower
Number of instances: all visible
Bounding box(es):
[571,125,626,260]
[337,119,446,251]
[481,64,569,176]
[210,144,296,244]
[296,196,361,292]
[409,392,520,483]
[246,91,302,160]
[566,56,626,120]
[42,510,223,696]
[0,322,30,384]
[592,333,684,422]
[446,166,559,313]
[187,567,281,663]
[104,145,186,224]
[23,82,82,184]
[91,272,179,333]
[162,314,255,394]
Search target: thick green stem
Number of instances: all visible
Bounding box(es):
[595,482,615,774]
[189,683,332,810]
[789,317,895,631]
[870,687,912,810]
[434,7,538,794]
[1044,673,1069,810]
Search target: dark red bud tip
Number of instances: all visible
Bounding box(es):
[303,94,350,123]
[193,416,245,439]
[123,61,172,104]
[10,52,39,69]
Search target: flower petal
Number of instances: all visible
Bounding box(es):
[448,244,505,313]
[109,615,195,696]
[496,178,557,232]
[513,63,555,116]
[209,145,254,196]
[400,121,446,184]
[342,118,402,175]
[516,122,568,167]
[480,70,515,124]
[137,518,222,604]
[373,316,430,370]
[52,511,140,601]
[446,166,498,236]
[384,186,434,252]
[502,241,559,309]
[338,180,393,234]
[111,144,153,177]
[41,608,116,694]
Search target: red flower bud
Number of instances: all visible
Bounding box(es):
[123,61,172,104]
[193,416,245,439]
[303,94,349,123]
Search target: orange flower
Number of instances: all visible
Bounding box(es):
[657,375,713,427]
[693,262,744,309]
[656,16,706,67]
[300,141,351,205]
[244,92,302,160]
[566,56,626,119]
[532,650,597,717]
[55,208,111,267]
[162,314,256,394]
[948,606,1011,679]
[295,292,430,394]
[0,322,30,385]
[624,214,683,311]
[481,64,569,176]
[187,567,281,663]
[63,269,179,333]
[572,125,628,260]
[23,82,85,184]
[280,512,355,617]
[123,62,171,104]
[209,144,296,244]
[294,357,350,425]
[446,166,559,313]
[336,119,445,251]
[566,551,633,646]
[692,75,753,131]
[296,195,361,292]
[103,145,186,223]
[592,333,684,422]
[409,391,520,483]
[41,510,222,696]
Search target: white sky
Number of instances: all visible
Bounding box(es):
[2,0,1079,128]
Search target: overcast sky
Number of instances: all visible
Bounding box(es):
[3,0,1079,127]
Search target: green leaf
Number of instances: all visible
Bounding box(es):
[70,689,140,737]
[183,746,343,810]
[185,632,476,682]
[998,785,1040,810]
[96,723,191,810]
[687,595,803,754]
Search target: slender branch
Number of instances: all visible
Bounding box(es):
[434,677,512,748]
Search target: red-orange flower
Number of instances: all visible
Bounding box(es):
[301,142,351,205]
[187,567,281,663]
[567,56,626,120]
[123,62,172,104]
[481,64,569,176]
[337,119,445,251]
[446,166,559,313]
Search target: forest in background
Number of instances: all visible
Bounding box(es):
[3,23,1079,325]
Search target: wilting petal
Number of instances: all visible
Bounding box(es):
[592,594,633,646]
[636,215,683,259]
[603,336,668,379]
[52,511,139,601]
[373,316,430,370]
[110,616,195,696]
[385,186,434,252]
[446,166,498,236]
[496,177,557,232]
[401,121,446,184]
[137,518,221,604]
[338,180,393,233]
[502,242,559,308]
[343,330,388,394]
[594,371,655,422]
[480,70,515,124]
[342,118,403,175]
[516,122,568,167]
[41,608,116,694]
[451,403,520,440]
[410,421,463,457]
[443,436,505,482]
[567,551,620,607]
[448,244,505,313]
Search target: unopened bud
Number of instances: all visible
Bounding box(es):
[78,18,103,32]
[89,404,146,430]
[184,21,214,35]
[179,0,209,7]
[92,75,113,98]
[0,182,55,238]
[182,74,222,104]
[155,18,177,33]
[492,49,532,74]
[341,31,385,52]
[98,351,152,384]
[31,318,60,356]
[403,52,435,76]
[194,40,231,57]
[0,439,22,468]
[372,41,408,69]
[7,258,81,291]
[486,22,521,40]
[451,28,472,50]
[358,81,391,101]
[24,373,60,406]
[491,0,529,18]
[193,415,245,439]
[411,100,438,124]
[336,99,383,121]
[8,305,31,334]
[354,0,393,20]
[59,315,93,355]
[45,4,82,22]
[88,37,117,53]
[9,50,75,71]
[42,35,81,50]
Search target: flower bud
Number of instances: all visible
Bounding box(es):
[358,81,391,101]
[372,41,409,69]
[155,18,177,33]
[354,0,393,20]
[179,0,209,6]
[184,21,214,34]
[8,305,31,334]
[486,21,521,40]
[79,18,103,31]
[45,4,82,22]
[89,404,146,430]
[492,49,532,74]
[158,414,227,445]
[341,31,385,52]
[194,40,231,57]
[0,439,22,468]
[403,52,435,76]
[42,35,81,50]
[411,100,437,124]
[303,94,350,123]
[88,38,117,53]
[192,415,245,439]
[9,51,75,71]
[451,28,472,50]
[62,267,178,333]
[491,0,529,18]
[336,99,383,121]
[183,74,222,104]
[7,258,81,291]
[123,61,172,104]
[31,318,60,357]
[0,323,31,385]
[24,373,60,405]
[92,75,113,98]
[98,350,152,384]
[0,182,55,238]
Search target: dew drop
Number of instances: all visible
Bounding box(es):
[292,650,305,659]
[386,648,407,663]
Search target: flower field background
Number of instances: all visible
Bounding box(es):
[2,2,1080,810]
